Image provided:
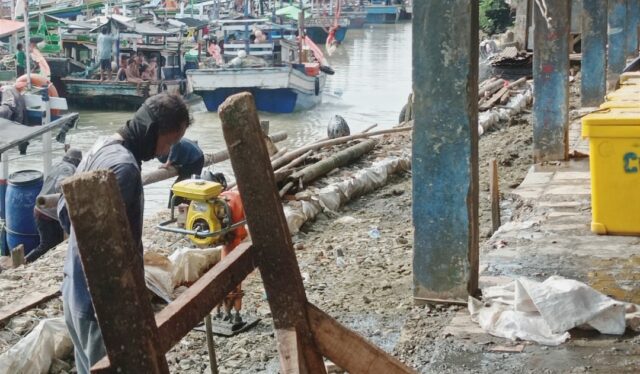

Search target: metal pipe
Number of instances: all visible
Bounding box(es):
[23,0,31,88]
[204,315,219,374]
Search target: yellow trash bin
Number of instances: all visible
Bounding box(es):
[605,89,640,102]
[582,109,640,235]
[620,72,640,84]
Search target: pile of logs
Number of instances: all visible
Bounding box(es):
[478,77,527,111]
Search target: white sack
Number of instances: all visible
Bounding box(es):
[0,318,72,374]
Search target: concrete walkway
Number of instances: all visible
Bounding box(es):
[428,116,640,373]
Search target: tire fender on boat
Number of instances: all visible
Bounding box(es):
[314,77,320,96]
[179,80,187,96]
[16,74,61,116]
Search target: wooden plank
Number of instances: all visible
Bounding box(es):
[11,244,24,268]
[218,92,327,374]
[306,303,416,374]
[490,159,501,233]
[0,286,60,325]
[61,170,169,374]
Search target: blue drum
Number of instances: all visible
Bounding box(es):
[5,170,43,255]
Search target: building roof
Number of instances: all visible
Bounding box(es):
[0,19,24,39]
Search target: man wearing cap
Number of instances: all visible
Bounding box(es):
[0,83,28,154]
[26,149,83,263]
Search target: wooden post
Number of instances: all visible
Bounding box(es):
[11,244,25,268]
[490,159,500,233]
[626,0,640,58]
[218,92,327,374]
[412,1,479,303]
[533,0,571,162]
[581,0,608,107]
[60,170,169,374]
[608,0,627,90]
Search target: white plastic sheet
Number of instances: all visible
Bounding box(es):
[470,276,637,346]
[0,318,72,374]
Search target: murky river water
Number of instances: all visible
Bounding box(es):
[8,22,412,214]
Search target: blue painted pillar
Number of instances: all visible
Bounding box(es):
[608,0,627,89]
[533,0,571,162]
[412,0,479,302]
[626,0,640,58]
[581,0,608,107]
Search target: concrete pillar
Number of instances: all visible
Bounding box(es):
[626,0,640,58]
[514,0,530,50]
[608,0,627,89]
[412,0,479,303]
[581,0,608,107]
[533,0,571,162]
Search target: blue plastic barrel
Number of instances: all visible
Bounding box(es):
[5,170,43,255]
[0,178,6,219]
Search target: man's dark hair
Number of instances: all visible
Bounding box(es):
[16,43,23,50]
[101,27,108,35]
[146,93,192,134]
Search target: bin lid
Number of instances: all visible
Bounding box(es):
[620,72,640,83]
[605,91,640,101]
[600,101,640,109]
[8,170,43,186]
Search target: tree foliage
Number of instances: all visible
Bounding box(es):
[479,0,514,35]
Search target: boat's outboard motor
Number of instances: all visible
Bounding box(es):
[327,115,350,139]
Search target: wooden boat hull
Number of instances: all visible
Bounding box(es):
[365,5,400,24]
[187,66,326,113]
[60,78,183,110]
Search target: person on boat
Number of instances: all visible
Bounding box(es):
[58,93,191,374]
[142,56,158,81]
[0,82,28,154]
[125,57,143,83]
[116,57,128,81]
[15,43,26,77]
[26,149,83,263]
[157,138,205,207]
[97,28,114,82]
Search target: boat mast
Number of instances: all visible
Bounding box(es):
[298,0,304,64]
[23,0,31,88]
[244,0,250,54]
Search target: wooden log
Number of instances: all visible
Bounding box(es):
[271,125,412,170]
[0,286,60,325]
[499,90,511,105]
[490,159,501,233]
[277,150,313,175]
[478,78,505,97]
[218,92,327,374]
[480,77,527,111]
[270,147,289,161]
[306,303,416,374]
[61,170,169,374]
[11,244,25,268]
[36,131,289,210]
[282,139,377,195]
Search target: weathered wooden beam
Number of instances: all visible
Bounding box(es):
[61,170,169,374]
[218,92,327,374]
[626,0,640,58]
[412,1,479,303]
[306,303,416,374]
[0,286,60,325]
[490,159,501,233]
[533,0,571,162]
[608,0,627,89]
[11,244,25,268]
[581,0,608,107]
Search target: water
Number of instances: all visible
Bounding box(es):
[7,23,412,214]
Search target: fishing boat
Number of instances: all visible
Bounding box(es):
[187,18,332,113]
[59,16,189,110]
[365,0,401,24]
[14,0,105,20]
[303,1,350,44]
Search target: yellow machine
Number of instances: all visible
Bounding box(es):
[158,179,246,248]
